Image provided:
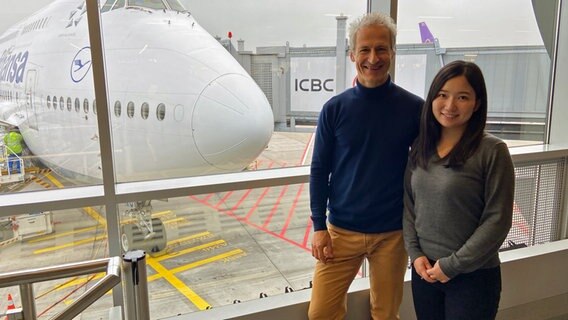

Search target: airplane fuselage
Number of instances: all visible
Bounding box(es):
[0,0,274,183]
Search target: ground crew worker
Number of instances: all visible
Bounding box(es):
[3,130,23,173]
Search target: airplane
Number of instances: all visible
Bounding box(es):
[0,0,274,252]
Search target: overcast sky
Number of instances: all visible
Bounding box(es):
[1,0,544,50]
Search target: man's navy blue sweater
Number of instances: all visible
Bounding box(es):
[310,78,423,233]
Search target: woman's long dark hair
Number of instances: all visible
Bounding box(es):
[409,60,488,169]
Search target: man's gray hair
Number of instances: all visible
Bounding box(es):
[348,12,397,51]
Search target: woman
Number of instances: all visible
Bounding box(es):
[403,60,515,320]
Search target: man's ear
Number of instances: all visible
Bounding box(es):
[349,51,355,62]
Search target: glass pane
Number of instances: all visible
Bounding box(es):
[118,185,315,317]
[0,207,111,317]
[0,0,101,193]
[396,0,553,145]
[97,0,366,183]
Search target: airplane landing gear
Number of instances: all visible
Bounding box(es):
[121,201,167,253]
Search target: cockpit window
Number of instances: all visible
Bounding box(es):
[127,0,167,10]
[101,0,116,12]
[102,0,125,12]
[165,0,186,11]
[113,0,125,10]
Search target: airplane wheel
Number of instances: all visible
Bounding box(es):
[121,224,135,252]
[120,219,167,253]
[146,218,167,253]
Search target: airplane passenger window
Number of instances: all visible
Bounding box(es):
[66,97,72,111]
[93,99,97,115]
[59,97,64,110]
[83,99,89,113]
[127,101,135,118]
[128,0,167,10]
[53,96,57,110]
[114,101,122,117]
[75,98,80,112]
[156,103,166,121]
[141,102,149,119]
[47,96,51,109]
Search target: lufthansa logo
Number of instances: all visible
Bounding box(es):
[70,46,92,83]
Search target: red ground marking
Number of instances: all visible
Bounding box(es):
[244,186,271,221]
[229,189,254,214]
[188,137,318,252]
[214,190,234,209]
[242,161,275,220]
[262,185,289,229]
[191,194,309,252]
[512,220,530,237]
[280,183,305,238]
[512,203,530,236]
[302,218,313,248]
[202,194,213,202]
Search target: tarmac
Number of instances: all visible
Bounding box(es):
[0,130,319,319]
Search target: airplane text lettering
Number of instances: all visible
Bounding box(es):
[0,50,29,84]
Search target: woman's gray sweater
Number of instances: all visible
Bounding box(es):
[403,134,515,279]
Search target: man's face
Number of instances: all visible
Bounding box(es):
[350,25,393,88]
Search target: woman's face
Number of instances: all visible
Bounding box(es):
[432,75,479,133]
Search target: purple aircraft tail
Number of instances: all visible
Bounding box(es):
[419,22,435,44]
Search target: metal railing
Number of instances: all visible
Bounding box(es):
[0,251,149,320]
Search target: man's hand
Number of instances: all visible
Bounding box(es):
[312,230,334,264]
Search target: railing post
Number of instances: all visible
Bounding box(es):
[122,250,150,320]
[19,283,36,320]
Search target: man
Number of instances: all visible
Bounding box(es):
[3,129,24,173]
[308,12,424,320]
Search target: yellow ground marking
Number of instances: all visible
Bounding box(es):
[27,226,100,243]
[43,173,108,226]
[44,172,65,188]
[55,239,226,289]
[146,257,211,310]
[121,210,173,224]
[148,249,244,282]
[33,234,107,254]
[154,240,226,262]
[83,207,107,226]
[30,175,52,188]
[166,231,211,247]
[152,210,173,218]
[56,273,106,290]
[163,217,187,225]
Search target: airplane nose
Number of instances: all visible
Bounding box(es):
[192,74,274,171]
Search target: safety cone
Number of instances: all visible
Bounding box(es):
[5,294,15,320]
